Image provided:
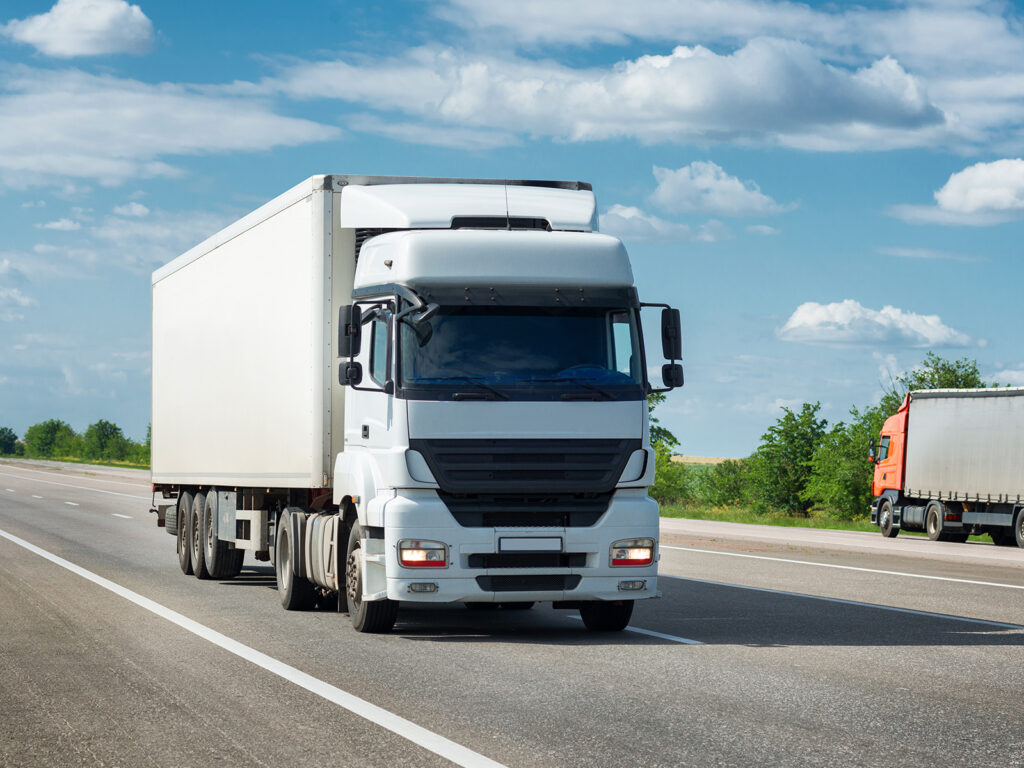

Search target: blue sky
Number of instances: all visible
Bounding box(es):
[1,0,1023,457]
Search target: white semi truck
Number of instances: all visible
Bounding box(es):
[150,174,684,633]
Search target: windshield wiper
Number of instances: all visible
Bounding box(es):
[406,376,510,400]
[526,377,617,401]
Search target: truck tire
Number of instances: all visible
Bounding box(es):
[202,492,244,579]
[177,491,194,575]
[345,522,398,633]
[1016,510,1024,549]
[275,510,315,610]
[926,502,944,541]
[879,500,898,538]
[190,492,211,579]
[579,600,634,632]
[991,529,1017,546]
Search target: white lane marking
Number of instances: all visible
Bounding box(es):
[0,528,507,768]
[31,494,43,499]
[0,463,147,489]
[65,501,80,507]
[661,544,1024,591]
[568,615,702,645]
[5,489,14,492]
[663,574,1024,631]
[111,513,132,519]
[0,471,150,501]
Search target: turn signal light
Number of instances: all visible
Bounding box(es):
[399,540,448,568]
[610,538,655,567]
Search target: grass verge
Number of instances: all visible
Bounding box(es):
[0,455,149,471]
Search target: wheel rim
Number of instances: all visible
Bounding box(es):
[346,548,361,608]
[278,534,291,591]
[192,512,201,557]
[881,506,890,530]
[928,510,938,536]
[205,508,214,552]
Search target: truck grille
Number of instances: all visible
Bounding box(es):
[476,575,582,592]
[438,491,612,527]
[467,553,586,569]
[410,438,639,495]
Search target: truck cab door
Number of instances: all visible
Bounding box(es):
[345,305,395,451]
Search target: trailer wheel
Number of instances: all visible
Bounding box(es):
[1016,510,1024,549]
[345,522,398,633]
[879,500,898,538]
[202,492,244,579]
[176,491,194,575]
[926,502,944,541]
[991,529,1017,547]
[579,600,634,632]
[190,492,211,579]
[275,511,315,610]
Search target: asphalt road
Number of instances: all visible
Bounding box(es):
[1,458,1022,768]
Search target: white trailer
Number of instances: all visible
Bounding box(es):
[151,174,684,632]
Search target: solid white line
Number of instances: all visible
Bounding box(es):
[5,488,14,492]
[567,615,702,645]
[661,544,1024,591]
[663,574,1024,631]
[31,494,43,499]
[0,470,151,501]
[0,527,507,768]
[65,501,80,506]
[111,513,132,519]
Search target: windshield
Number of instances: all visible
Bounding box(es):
[399,306,645,401]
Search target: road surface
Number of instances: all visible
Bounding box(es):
[1,459,1022,767]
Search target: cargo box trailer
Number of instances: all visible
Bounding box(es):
[870,387,1024,547]
[150,174,685,632]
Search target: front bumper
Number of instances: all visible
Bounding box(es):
[378,488,661,603]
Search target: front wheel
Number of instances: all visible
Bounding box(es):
[879,500,898,538]
[345,522,398,633]
[579,600,634,632]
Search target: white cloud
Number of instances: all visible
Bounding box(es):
[0,286,36,321]
[778,299,971,347]
[599,204,728,242]
[888,158,1024,225]
[90,206,238,271]
[993,368,1024,386]
[0,67,340,187]
[651,162,792,216]
[2,0,153,58]
[41,217,80,230]
[113,201,149,217]
[262,40,943,151]
[747,224,780,235]
[933,158,1024,214]
[876,246,982,262]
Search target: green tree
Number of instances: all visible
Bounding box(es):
[84,419,131,461]
[698,459,754,506]
[647,392,679,451]
[0,426,18,454]
[23,419,77,458]
[749,402,827,514]
[879,351,989,415]
[647,392,691,503]
[802,405,887,519]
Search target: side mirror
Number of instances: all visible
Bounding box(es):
[339,361,362,386]
[867,438,877,464]
[338,305,362,358]
[661,308,682,360]
[662,363,684,389]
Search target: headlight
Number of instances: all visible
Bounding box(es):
[610,537,655,567]
[398,539,448,568]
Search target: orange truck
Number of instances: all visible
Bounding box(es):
[870,388,1024,548]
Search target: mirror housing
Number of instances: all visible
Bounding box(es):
[867,438,876,464]
[338,305,362,358]
[339,361,362,386]
[662,363,684,389]
[661,308,682,360]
